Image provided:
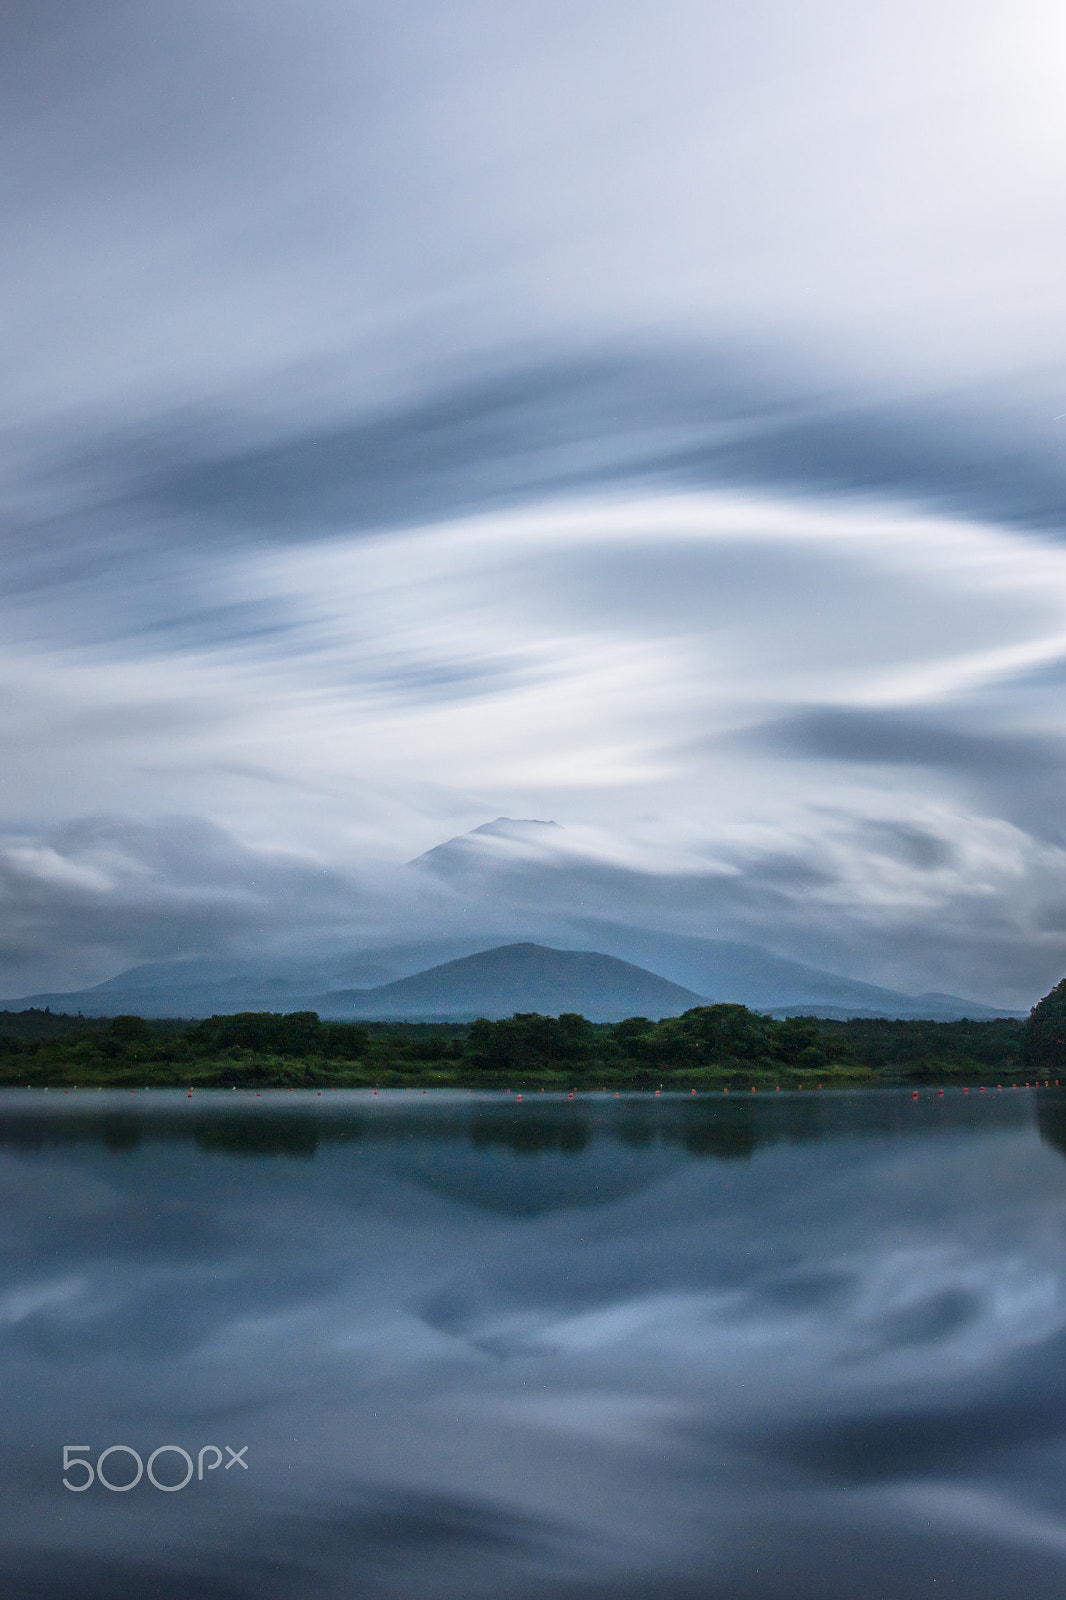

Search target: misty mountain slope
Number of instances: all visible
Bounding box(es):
[0,938,1019,1022]
[317,942,708,1021]
[409,817,564,877]
[558,923,1011,1016]
[0,817,1024,1021]
[406,820,1012,1018]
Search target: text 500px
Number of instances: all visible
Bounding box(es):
[62,1444,248,1491]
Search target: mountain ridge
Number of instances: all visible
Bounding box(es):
[0,940,1021,1022]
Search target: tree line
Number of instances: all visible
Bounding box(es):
[0,1002,1039,1089]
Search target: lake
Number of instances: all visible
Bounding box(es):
[3,1086,1066,1598]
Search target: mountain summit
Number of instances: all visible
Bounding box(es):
[410,817,562,877]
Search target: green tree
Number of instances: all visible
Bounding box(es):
[1024,977,1066,1075]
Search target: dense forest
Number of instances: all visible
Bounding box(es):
[0,1002,1048,1090]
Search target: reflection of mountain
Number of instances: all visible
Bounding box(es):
[320,943,706,1021]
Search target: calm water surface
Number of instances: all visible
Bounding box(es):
[3,1087,1066,1599]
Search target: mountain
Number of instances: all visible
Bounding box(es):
[0,939,1019,1022]
[0,818,1026,1021]
[316,943,708,1021]
[406,819,1019,1018]
[549,925,1018,1018]
[0,958,325,1020]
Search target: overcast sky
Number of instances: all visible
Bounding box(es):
[4,0,1066,1003]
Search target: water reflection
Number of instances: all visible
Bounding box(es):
[0,1084,1045,1164]
[0,1089,1064,1598]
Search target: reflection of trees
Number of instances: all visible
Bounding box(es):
[0,1089,1037,1164]
[102,1115,142,1152]
[1036,1096,1066,1161]
[193,1116,320,1158]
[678,1113,759,1160]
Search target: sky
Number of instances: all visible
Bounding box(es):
[4,0,1066,1004]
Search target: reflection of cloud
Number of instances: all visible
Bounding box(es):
[877,1484,1066,1560]
[0,1277,85,1326]
[2,1108,1066,1594]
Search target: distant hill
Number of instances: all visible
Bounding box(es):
[0,940,1021,1024]
[316,942,707,1021]
[0,959,321,1020]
